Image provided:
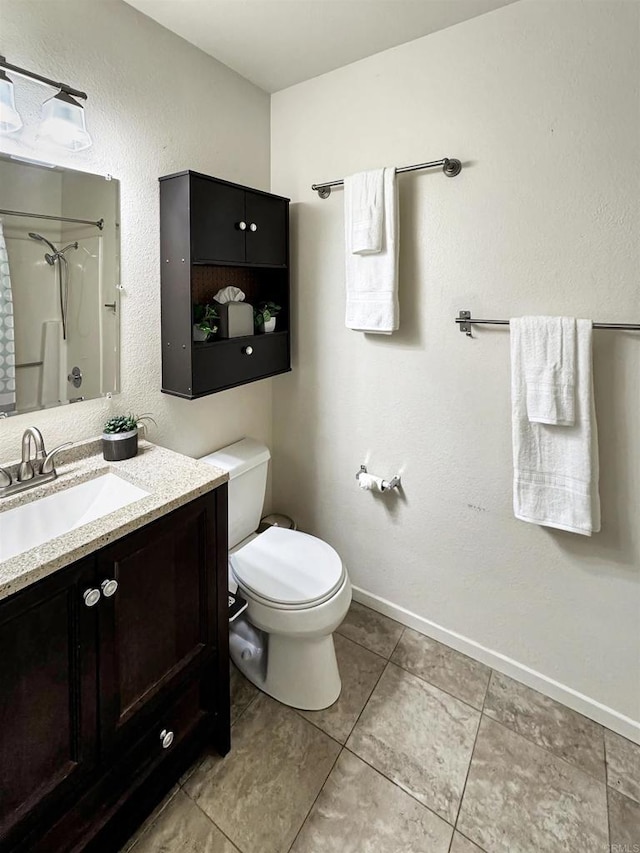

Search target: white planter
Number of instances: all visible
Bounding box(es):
[264,317,277,333]
[193,324,209,342]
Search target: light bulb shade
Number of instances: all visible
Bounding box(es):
[38,90,92,151]
[0,70,22,135]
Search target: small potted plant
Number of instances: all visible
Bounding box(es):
[193,303,219,342]
[254,301,282,333]
[102,413,155,461]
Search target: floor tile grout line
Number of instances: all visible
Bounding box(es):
[388,624,406,659]
[290,706,348,748]
[338,651,391,743]
[342,742,457,831]
[285,745,344,853]
[178,691,261,794]
[231,690,260,727]
[452,829,491,853]
[334,625,400,660]
[290,643,389,747]
[187,791,245,853]
[335,629,394,664]
[388,658,489,715]
[482,672,611,786]
[604,730,612,850]
[450,667,491,836]
[481,713,611,793]
[123,785,182,852]
[480,709,609,787]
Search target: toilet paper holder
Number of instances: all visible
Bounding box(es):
[356,465,401,492]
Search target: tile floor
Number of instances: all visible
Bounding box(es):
[124,601,640,853]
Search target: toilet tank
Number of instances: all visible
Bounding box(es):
[199,438,271,549]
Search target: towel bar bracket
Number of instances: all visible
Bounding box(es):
[458,310,472,336]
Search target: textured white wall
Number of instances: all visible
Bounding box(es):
[271,0,640,728]
[0,0,273,472]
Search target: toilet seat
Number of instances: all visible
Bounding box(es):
[230,526,345,609]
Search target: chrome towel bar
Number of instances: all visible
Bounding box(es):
[455,310,640,337]
[312,157,462,198]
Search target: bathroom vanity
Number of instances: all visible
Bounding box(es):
[0,440,229,852]
[159,170,291,398]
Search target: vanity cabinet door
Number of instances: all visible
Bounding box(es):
[0,559,97,849]
[96,492,221,755]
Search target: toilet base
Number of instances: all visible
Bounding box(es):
[230,617,342,711]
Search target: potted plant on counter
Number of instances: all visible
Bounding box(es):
[254,301,282,333]
[193,303,220,342]
[102,413,156,461]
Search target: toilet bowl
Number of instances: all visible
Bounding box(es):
[200,438,351,710]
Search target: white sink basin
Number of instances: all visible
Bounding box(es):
[0,473,149,563]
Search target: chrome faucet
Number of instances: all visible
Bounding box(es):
[18,426,46,481]
[0,427,71,498]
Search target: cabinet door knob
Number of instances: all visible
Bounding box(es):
[160,729,174,749]
[237,221,247,231]
[83,588,101,608]
[101,578,119,598]
[249,222,258,232]
[243,346,253,356]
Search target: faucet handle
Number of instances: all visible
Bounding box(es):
[0,466,11,488]
[41,442,72,475]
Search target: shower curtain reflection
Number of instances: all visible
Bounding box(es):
[0,155,120,417]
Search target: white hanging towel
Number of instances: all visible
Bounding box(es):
[511,317,600,536]
[345,167,399,334]
[345,168,385,255]
[517,315,576,425]
[41,320,63,407]
[0,220,16,415]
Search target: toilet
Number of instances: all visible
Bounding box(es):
[200,438,352,711]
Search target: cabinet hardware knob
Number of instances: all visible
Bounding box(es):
[237,221,247,231]
[243,346,253,355]
[101,578,119,598]
[249,222,258,232]
[160,729,174,749]
[83,588,101,608]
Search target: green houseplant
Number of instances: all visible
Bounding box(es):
[193,303,219,342]
[102,413,155,461]
[254,301,282,333]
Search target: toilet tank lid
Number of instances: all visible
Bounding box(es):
[199,437,270,480]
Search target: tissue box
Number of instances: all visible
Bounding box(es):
[218,302,254,338]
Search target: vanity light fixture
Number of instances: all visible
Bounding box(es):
[38,90,92,151]
[0,55,92,151]
[0,68,22,134]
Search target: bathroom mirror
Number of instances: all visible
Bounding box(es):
[0,154,120,416]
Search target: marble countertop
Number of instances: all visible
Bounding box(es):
[0,438,228,602]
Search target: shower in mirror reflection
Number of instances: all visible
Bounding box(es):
[28,232,78,340]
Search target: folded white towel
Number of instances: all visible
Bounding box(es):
[345,168,385,255]
[511,317,600,536]
[345,167,399,334]
[516,316,576,426]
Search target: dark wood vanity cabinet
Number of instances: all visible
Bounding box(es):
[0,558,97,848]
[159,170,291,399]
[0,487,229,853]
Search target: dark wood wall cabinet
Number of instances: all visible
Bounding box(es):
[159,170,291,398]
[0,487,229,853]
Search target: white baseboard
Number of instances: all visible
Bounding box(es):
[352,585,640,746]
